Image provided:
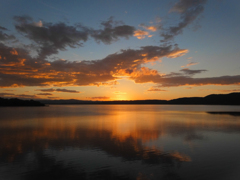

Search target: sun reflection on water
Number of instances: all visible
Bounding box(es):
[0,105,240,179]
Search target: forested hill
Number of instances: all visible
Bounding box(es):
[0,98,45,106]
[168,92,240,105]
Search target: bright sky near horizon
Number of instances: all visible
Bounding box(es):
[0,0,240,100]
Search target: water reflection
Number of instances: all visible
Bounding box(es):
[0,105,240,180]
[0,126,191,163]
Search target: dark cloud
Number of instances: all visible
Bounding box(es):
[164,72,183,77]
[56,88,81,93]
[0,26,8,31]
[161,0,207,42]
[36,88,81,93]
[91,17,135,44]
[14,16,89,58]
[13,16,136,58]
[159,68,207,78]
[14,94,39,99]
[180,68,207,75]
[36,88,55,92]
[0,29,16,42]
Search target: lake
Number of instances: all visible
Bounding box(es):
[0,105,240,180]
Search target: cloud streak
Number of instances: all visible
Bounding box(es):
[161,0,207,42]
[36,88,81,93]
[0,26,16,42]
[132,74,240,87]
[37,93,53,96]
[147,87,167,92]
[181,61,199,68]
[180,68,207,75]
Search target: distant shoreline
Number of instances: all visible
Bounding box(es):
[0,98,45,107]
[40,92,240,106]
[1,92,240,106]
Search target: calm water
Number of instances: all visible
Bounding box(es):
[0,105,240,180]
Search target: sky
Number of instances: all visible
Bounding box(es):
[0,0,240,101]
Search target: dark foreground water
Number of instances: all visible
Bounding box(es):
[0,105,240,180]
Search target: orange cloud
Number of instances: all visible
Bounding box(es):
[139,24,158,32]
[10,49,18,55]
[0,42,191,88]
[133,30,149,39]
[145,26,157,31]
[167,49,189,58]
[181,61,199,68]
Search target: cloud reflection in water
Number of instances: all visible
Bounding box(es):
[0,105,240,179]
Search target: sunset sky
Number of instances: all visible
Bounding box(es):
[0,0,240,100]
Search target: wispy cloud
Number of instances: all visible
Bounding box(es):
[36,88,55,92]
[56,88,81,93]
[132,74,240,87]
[0,26,16,42]
[180,68,207,75]
[37,93,53,96]
[161,0,208,42]
[181,61,199,68]
[139,24,159,32]
[147,87,167,92]
[199,89,240,93]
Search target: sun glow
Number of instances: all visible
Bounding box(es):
[115,95,128,101]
